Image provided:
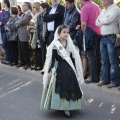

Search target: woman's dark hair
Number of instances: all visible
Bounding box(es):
[40,2,49,10]
[17,5,21,11]
[0,2,1,11]
[11,6,18,15]
[3,0,10,8]
[65,0,74,3]
[58,25,69,34]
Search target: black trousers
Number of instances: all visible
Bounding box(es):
[19,41,30,66]
[35,46,43,68]
[40,39,47,66]
[86,35,101,82]
[46,31,54,46]
[8,41,18,64]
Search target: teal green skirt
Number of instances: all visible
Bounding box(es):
[40,74,85,110]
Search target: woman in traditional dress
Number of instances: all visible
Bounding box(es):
[40,25,84,117]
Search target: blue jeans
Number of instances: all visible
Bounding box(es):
[100,35,120,85]
[1,32,10,61]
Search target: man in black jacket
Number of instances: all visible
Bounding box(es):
[43,0,65,46]
[64,0,80,40]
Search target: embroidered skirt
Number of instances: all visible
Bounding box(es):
[40,73,85,110]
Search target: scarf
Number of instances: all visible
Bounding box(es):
[43,27,84,87]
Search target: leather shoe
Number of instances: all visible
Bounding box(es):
[97,81,104,86]
[40,70,44,75]
[16,63,25,68]
[97,81,110,86]
[23,65,31,70]
[10,62,18,66]
[107,83,118,88]
[2,60,10,65]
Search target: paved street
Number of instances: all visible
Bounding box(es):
[0,63,120,120]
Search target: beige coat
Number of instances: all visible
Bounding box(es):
[119,19,120,33]
[30,13,40,49]
[16,11,32,42]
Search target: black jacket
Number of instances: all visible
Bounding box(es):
[43,4,65,32]
[64,6,80,40]
[36,13,47,40]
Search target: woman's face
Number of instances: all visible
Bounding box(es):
[59,28,70,41]
[1,1,6,8]
[18,9,22,15]
[40,6,45,14]
[33,6,37,13]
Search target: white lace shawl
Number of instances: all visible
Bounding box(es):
[43,27,84,86]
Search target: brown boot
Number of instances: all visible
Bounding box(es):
[107,83,118,88]
[1,53,6,62]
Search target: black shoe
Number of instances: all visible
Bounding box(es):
[1,60,6,64]
[16,63,25,68]
[84,75,88,79]
[3,60,10,65]
[40,69,44,75]
[41,71,44,75]
[31,67,36,70]
[23,65,31,70]
[10,62,18,66]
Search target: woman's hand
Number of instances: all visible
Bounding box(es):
[5,27,10,31]
[27,26,34,31]
[76,25,81,30]
[37,40,40,44]
[30,20,35,25]
[27,26,30,31]
[116,34,120,38]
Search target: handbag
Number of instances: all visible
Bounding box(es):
[115,37,120,48]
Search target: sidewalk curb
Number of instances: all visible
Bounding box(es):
[0,63,43,78]
[0,63,120,96]
[82,83,120,96]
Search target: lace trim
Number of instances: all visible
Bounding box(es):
[55,88,82,101]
